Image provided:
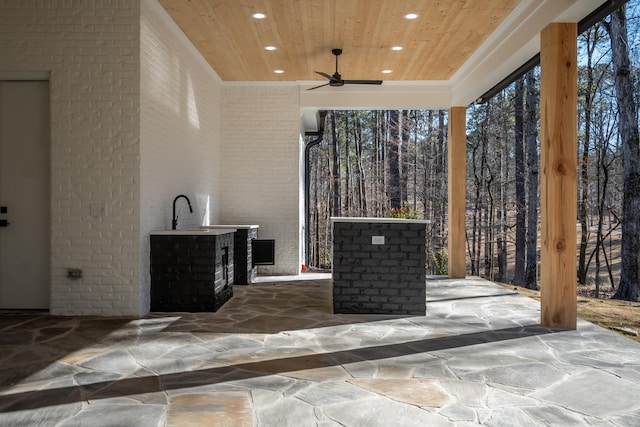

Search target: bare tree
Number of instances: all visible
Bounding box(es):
[578,25,601,285]
[343,113,352,214]
[353,112,367,216]
[330,111,342,217]
[400,110,410,203]
[607,5,640,301]
[496,92,508,282]
[524,69,539,289]
[514,77,526,286]
[388,110,401,209]
[592,100,619,296]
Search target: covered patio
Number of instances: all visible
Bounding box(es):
[1,276,639,425]
[0,0,624,319]
[2,1,640,423]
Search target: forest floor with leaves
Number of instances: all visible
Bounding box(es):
[497,282,640,344]
[492,225,640,342]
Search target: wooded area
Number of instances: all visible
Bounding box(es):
[306,2,640,301]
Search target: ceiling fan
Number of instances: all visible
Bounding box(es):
[308,48,383,91]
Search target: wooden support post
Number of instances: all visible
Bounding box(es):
[540,23,577,329]
[448,107,466,278]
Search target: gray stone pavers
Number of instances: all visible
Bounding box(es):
[532,369,640,418]
[58,404,165,427]
[1,275,640,426]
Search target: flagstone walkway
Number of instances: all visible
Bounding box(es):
[1,276,639,426]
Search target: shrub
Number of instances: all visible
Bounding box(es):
[386,201,422,219]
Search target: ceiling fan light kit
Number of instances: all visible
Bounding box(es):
[308,48,383,90]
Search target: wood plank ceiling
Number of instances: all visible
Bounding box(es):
[158,0,521,82]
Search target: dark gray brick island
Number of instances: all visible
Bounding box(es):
[332,217,429,315]
[150,228,235,312]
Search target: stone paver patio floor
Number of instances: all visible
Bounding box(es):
[1,275,640,426]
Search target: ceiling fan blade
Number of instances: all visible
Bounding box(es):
[307,82,330,91]
[343,80,383,85]
[314,71,338,81]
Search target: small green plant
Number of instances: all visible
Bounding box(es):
[386,201,422,219]
[428,248,448,275]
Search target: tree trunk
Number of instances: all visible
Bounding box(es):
[495,146,505,282]
[373,111,381,216]
[343,112,352,215]
[609,6,640,301]
[375,110,387,216]
[471,140,479,276]
[514,77,526,286]
[597,104,617,291]
[595,126,605,298]
[471,104,489,276]
[423,111,433,223]
[436,110,446,248]
[524,70,539,289]
[354,113,367,216]
[401,110,410,204]
[324,146,332,266]
[388,110,401,209]
[578,26,598,285]
[330,111,342,217]
[485,177,494,279]
[496,92,508,282]
[412,112,418,210]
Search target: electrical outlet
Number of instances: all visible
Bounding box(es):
[372,235,385,245]
[67,268,83,279]
[90,203,106,217]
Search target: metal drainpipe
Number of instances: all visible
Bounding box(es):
[303,110,327,268]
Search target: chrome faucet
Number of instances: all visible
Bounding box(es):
[172,194,193,230]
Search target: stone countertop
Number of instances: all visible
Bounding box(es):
[330,217,430,224]
[200,225,259,229]
[150,228,237,236]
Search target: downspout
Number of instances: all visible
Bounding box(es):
[304,110,327,267]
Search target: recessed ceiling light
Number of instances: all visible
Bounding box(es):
[382,69,393,74]
[391,46,403,51]
[264,46,277,51]
[404,13,419,20]
[274,69,285,74]
[252,12,267,19]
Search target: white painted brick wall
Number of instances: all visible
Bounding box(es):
[2,0,305,315]
[139,0,222,313]
[221,84,302,275]
[0,0,142,316]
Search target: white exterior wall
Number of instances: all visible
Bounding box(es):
[0,1,142,316]
[221,85,302,275]
[140,0,222,313]
[1,1,305,316]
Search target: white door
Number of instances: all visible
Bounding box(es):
[0,81,50,309]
